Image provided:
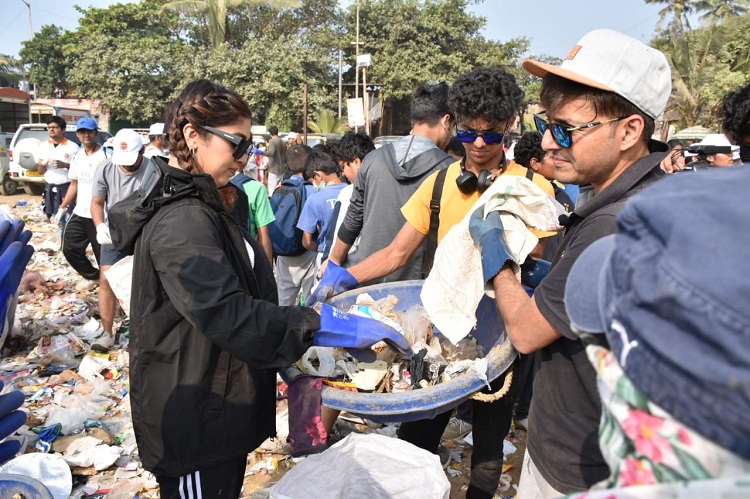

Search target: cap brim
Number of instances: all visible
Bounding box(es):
[522,59,615,93]
[564,235,616,334]
[111,150,139,166]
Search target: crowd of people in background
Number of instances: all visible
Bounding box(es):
[3,24,750,499]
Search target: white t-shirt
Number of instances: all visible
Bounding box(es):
[37,138,80,185]
[68,146,109,219]
[143,145,162,158]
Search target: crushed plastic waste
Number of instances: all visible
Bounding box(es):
[308,293,488,392]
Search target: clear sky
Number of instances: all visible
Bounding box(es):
[1,0,665,60]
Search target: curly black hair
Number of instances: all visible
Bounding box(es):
[330,131,375,164]
[513,131,545,168]
[720,82,750,144]
[448,67,524,128]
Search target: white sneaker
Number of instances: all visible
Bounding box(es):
[441,417,473,441]
[91,332,114,353]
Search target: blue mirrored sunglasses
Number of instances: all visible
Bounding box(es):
[455,126,506,145]
[203,125,253,159]
[533,111,626,148]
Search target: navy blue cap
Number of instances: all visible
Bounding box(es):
[565,166,750,460]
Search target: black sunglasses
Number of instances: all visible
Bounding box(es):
[533,111,626,148]
[455,122,509,145]
[202,125,253,160]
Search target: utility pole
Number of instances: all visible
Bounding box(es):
[338,50,343,119]
[20,0,33,114]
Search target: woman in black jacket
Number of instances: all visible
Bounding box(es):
[112,80,321,497]
[109,80,410,498]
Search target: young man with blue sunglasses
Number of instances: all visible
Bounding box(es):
[313,67,555,499]
[469,30,673,497]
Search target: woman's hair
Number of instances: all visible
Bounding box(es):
[513,131,545,168]
[720,83,750,144]
[667,138,683,149]
[166,79,252,173]
[541,74,654,144]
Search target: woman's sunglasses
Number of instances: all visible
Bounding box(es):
[202,126,253,160]
[455,123,509,145]
[533,111,625,148]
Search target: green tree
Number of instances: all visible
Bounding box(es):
[0,55,23,87]
[645,0,697,40]
[19,25,72,98]
[344,0,528,101]
[161,0,300,49]
[694,0,749,23]
[64,0,190,122]
[308,109,348,133]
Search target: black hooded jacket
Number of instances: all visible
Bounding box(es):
[109,157,319,477]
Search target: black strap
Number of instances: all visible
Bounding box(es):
[525,167,535,181]
[421,167,448,278]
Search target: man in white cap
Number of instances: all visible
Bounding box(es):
[90,129,150,351]
[467,29,673,496]
[144,123,166,159]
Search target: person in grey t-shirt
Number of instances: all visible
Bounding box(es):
[90,129,149,351]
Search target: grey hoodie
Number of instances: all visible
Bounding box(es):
[338,134,453,283]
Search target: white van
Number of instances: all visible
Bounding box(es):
[8,123,112,195]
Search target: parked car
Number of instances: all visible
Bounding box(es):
[0,132,16,195]
[8,123,112,195]
[305,133,342,149]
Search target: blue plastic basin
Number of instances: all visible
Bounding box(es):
[0,473,53,499]
[321,280,517,423]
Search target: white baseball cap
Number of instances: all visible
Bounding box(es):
[111,128,143,166]
[523,29,672,119]
[287,132,297,140]
[149,123,165,136]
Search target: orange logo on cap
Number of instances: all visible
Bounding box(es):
[119,142,128,150]
[566,45,582,61]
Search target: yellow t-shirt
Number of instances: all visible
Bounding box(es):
[401,160,556,243]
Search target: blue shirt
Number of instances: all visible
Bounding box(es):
[297,183,348,253]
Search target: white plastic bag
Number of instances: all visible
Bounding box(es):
[269,433,450,499]
[102,255,133,316]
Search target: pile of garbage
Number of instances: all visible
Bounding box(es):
[302,294,489,393]
[0,200,159,498]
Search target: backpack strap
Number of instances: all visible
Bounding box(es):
[525,168,535,181]
[421,167,448,278]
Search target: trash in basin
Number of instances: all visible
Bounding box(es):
[322,280,516,423]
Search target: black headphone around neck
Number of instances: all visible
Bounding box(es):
[455,157,504,194]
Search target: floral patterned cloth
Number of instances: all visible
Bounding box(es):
[566,345,750,498]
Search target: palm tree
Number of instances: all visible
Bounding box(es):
[161,0,300,49]
[307,109,349,134]
[645,0,697,40]
[0,54,22,87]
[694,0,749,24]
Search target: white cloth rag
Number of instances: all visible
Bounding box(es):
[421,175,565,344]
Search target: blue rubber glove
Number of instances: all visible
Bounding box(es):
[253,147,264,156]
[308,261,359,307]
[0,241,34,332]
[0,220,28,255]
[314,304,412,358]
[468,208,514,283]
[0,380,26,464]
[520,257,551,289]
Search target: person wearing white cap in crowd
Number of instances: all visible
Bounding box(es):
[56,117,111,281]
[90,128,151,351]
[467,29,672,497]
[687,133,739,167]
[144,122,167,159]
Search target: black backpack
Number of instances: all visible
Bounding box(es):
[268,178,310,256]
